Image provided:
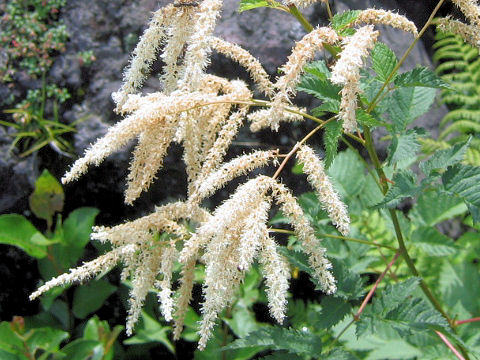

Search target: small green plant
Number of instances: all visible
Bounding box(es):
[0,78,76,158]
[0,170,124,359]
[0,0,68,83]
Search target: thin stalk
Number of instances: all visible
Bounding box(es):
[272,118,334,180]
[269,228,397,250]
[326,251,401,353]
[456,317,480,326]
[363,127,454,325]
[367,0,447,112]
[288,4,314,32]
[354,251,401,320]
[435,331,466,360]
[325,0,333,21]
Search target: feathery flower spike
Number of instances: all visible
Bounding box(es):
[355,9,418,36]
[330,25,379,132]
[296,145,350,235]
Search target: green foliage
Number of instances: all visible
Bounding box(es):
[224,327,323,355]
[371,42,398,82]
[1,79,77,158]
[425,29,480,166]
[331,10,361,35]
[0,0,68,83]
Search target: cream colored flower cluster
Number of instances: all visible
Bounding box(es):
[331,25,379,133]
[437,0,480,50]
[25,0,398,350]
[354,9,418,36]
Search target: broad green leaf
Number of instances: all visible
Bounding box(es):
[0,349,21,360]
[63,207,99,247]
[124,312,174,353]
[0,214,52,258]
[58,340,103,360]
[25,328,69,355]
[323,121,343,168]
[0,322,24,353]
[373,170,420,208]
[394,66,450,89]
[328,149,366,200]
[72,279,117,319]
[331,10,361,31]
[372,42,398,82]
[411,227,458,256]
[387,130,420,166]
[223,327,322,355]
[386,87,436,131]
[62,207,99,263]
[238,0,281,12]
[442,164,480,223]
[29,169,64,224]
[420,139,470,177]
[412,190,467,226]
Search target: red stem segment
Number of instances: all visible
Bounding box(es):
[435,331,465,360]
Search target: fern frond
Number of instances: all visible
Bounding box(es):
[440,120,480,139]
[440,109,480,128]
[466,146,480,166]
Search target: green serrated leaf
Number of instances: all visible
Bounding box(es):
[330,259,365,300]
[0,214,52,258]
[372,42,398,82]
[411,227,458,256]
[374,170,419,208]
[420,139,470,177]
[331,10,361,31]
[356,109,384,128]
[395,66,450,88]
[387,130,420,166]
[29,169,64,224]
[386,87,436,131]
[412,190,467,226]
[442,164,480,224]
[372,278,420,315]
[312,100,340,116]
[439,261,480,316]
[318,297,351,329]
[304,60,331,80]
[223,327,322,355]
[297,75,341,102]
[328,149,366,200]
[323,121,343,168]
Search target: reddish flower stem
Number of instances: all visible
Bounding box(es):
[435,331,465,360]
[354,251,401,320]
[456,317,480,326]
